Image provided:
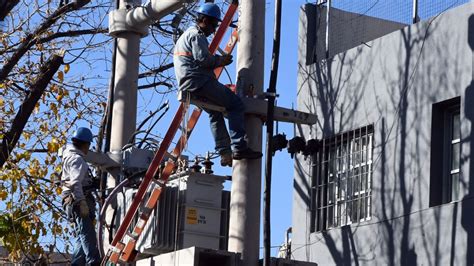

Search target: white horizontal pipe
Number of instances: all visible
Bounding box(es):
[127,0,193,28]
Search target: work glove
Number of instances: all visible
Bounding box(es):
[219,54,233,67]
[78,199,90,218]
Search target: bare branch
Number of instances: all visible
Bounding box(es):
[138,63,174,79]
[138,81,173,90]
[0,0,90,81]
[26,149,48,153]
[37,28,108,44]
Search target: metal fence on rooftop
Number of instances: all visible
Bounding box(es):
[327,0,470,24]
[317,0,472,58]
[330,0,412,24]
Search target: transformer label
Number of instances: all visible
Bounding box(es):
[186,208,198,224]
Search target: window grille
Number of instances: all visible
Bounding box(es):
[311,125,374,232]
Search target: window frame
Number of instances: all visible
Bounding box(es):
[442,105,461,203]
[311,125,374,232]
[429,96,461,207]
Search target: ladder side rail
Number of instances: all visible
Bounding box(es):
[214,29,238,78]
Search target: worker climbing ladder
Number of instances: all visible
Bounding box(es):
[101,2,239,264]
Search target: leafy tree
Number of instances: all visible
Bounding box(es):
[0,0,229,262]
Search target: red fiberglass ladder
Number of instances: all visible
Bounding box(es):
[101,2,239,264]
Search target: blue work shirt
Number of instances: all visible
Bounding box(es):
[173,25,225,92]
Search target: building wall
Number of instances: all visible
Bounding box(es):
[293,2,474,265]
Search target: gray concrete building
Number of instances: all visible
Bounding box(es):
[292,2,474,265]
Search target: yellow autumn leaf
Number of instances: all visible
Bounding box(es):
[23,132,31,141]
[57,71,64,83]
[0,98,3,107]
[0,190,7,200]
[34,102,40,114]
[55,186,62,195]
[50,102,58,116]
[56,92,64,102]
[64,64,70,74]
[47,138,60,153]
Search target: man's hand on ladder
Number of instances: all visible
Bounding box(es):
[217,47,233,66]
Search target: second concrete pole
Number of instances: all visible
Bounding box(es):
[228,1,265,265]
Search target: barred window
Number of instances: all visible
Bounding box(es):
[311,125,374,232]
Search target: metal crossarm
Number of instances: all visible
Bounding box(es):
[101,2,239,264]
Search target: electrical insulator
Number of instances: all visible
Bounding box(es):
[271,133,288,155]
[190,157,201,173]
[201,152,214,174]
[304,139,320,159]
[287,136,306,158]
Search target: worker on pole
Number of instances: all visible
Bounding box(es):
[173,3,262,167]
[61,127,100,266]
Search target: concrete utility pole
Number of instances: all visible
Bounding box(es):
[106,0,192,248]
[228,1,265,265]
[109,0,191,163]
[109,0,141,156]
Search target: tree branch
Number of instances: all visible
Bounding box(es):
[0,0,90,82]
[0,52,64,168]
[138,81,173,90]
[138,63,174,79]
[37,28,108,44]
[0,0,20,21]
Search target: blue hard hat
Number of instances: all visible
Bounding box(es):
[72,127,93,143]
[197,3,221,21]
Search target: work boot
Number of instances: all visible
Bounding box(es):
[220,152,233,167]
[232,148,263,160]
